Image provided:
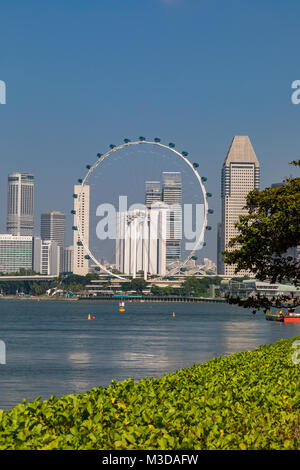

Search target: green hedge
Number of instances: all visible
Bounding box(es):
[0,336,299,450]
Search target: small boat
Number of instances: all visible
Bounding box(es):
[119,301,125,312]
[283,309,300,323]
[266,308,300,323]
[265,310,284,322]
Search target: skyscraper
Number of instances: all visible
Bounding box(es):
[219,136,260,276]
[162,172,182,265]
[72,185,90,275]
[145,181,162,208]
[40,211,66,248]
[116,202,168,278]
[41,211,66,273]
[33,237,60,276]
[7,172,34,236]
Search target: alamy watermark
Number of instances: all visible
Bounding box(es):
[95,196,206,251]
[0,340,6,364]
[0,80,6,104]
[291,80,300,104]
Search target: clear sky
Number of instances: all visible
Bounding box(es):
[0,0,299,263]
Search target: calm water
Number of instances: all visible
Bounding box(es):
[0,299,299,410]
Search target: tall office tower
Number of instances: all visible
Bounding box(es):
[217,222,222,275]
[145,181,162,208]
[7,173,34,236]
[62,246,74,273]
[33,237,60,276]
[116,202,168,279]
[162,172,182,265]
[41,211,65,248]
[41,211,65,273]
[219,136,260,276]
[72,185,90,275]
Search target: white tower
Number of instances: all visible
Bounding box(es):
[72,185,90,275]
[7,173,34,236]
[162,172,182,265]
[116,202,168,279]
[220,136,260,276]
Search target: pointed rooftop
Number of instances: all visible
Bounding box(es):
[224,136,259,166]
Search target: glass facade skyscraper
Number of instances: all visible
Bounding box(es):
[7,172,34,236]
[162,172,182,265]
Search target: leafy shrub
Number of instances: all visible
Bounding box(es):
[0,336,299,450]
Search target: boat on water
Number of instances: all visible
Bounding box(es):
[265,310,284,322]
[283,311,300,323]
[266,308,300,323]
[119,301,125,312]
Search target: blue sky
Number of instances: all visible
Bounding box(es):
[0,0,299,262]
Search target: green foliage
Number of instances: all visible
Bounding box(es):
[0,337,299,450]
[181,276,221,297]
[121,278,148,293]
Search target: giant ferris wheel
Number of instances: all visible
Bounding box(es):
[72,137,213,280]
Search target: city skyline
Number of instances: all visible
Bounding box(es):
[1,1,299,265]
[0,132,292,274]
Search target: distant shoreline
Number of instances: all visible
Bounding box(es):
[0,296,226,303]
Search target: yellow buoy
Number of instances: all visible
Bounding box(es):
[88,314,91,320]
[173,312,175,317]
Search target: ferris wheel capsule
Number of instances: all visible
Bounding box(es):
[94,266,100,271]
[77,241,83,246]
[169,142,175,148]
[72,194,78,198]
[201,176,207,182]
[124,138,131,143]
[208,209,214,214]
[78,178,83,184]
[206,226,212,230]
[84,255,90,260]
[110,144,116,149]
[86,165,91,169]
[139,136,146,141]
[97,153,102,158]
[71,210,76,215]
[182,151,189,157]
[192,162,199,168]
[207,192,212,197]
[72,226,78,231]
[154,137,161,142]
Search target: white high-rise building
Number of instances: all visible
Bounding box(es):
[7,173,34,236]
[116,202,168,279]
[41,211,66,273]
[33,237,60,276]
[62,245,74,274]
[72,185,90,275]
[219,136,260,276]
[162,172,182,265]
